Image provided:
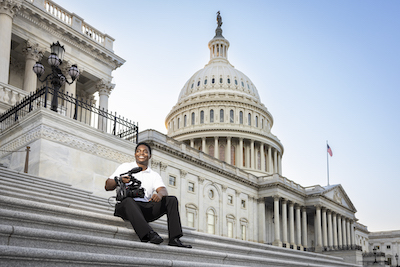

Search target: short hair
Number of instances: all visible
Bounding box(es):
[135,142,152,156]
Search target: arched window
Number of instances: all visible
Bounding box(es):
[212,78,215,84]
[261,118,264,129]
[227,78,231,84]
[243,147,246,167]
[209,145,214,157]
[257,150,261,170]
[235,79,238,85]
[177,118,180,129]
[255,116,258,127]
[219,78,223,83]
[239,111,243,124]
[207,209,215,234]
[200,110,204,124]
[210,109,214,123]
[220,109,224,122]
[230,110,234,123]
[248,113,251,126]
[191,112,195,125]
[184,115,187,127]
[219,145,225,162]
[204,79,207,85]
[197,81,200,86]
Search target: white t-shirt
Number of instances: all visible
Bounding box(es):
[108,162,166,202]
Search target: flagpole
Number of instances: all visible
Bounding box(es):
[326,140,330,186]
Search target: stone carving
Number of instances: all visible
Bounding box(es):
[160,162,168,171]
[22,40,43,62]
[214,11,224,38]
[0,0,22,17]
[0,124,134,163]
[333,189,343,204]
[180,169,188,178]
[96,79,115,96]
[151,159,160,169]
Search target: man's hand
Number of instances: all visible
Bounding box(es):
[121,176,131,184]
[150,192,162,202]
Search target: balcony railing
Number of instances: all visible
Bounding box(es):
[0,86,138,143]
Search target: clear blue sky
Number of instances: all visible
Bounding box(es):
[56,0,400,232]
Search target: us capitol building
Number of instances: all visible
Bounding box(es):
[0,1,398,266]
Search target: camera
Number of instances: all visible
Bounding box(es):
[114,167,145,201]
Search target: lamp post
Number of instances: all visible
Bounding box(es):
[395,253,398,267]
[32,41,79,112]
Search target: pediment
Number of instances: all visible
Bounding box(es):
[323,185,356,212]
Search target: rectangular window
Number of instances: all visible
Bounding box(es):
[228,222,233,238]
[210,110,214,123]
[169,175,176,186]
[187,212,194,228]
[188,182,195,192]
[241,225,246,240]
[241,199,246,208]
[228,195,233,205]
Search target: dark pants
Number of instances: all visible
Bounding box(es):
[114,196,183,241]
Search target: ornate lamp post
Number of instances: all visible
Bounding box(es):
[32,41,79,112]
[395,253,398,267]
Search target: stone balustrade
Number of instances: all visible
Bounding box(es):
[30,0,114,50]
[0,82,29,111]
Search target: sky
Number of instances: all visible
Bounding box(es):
[55,0,400,232]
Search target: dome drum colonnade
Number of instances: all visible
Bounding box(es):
[165,13,283,177]
[268,196,357,251]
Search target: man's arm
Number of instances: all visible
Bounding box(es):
[149,186,168,202]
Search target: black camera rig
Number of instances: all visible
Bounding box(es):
[114,167,145,201]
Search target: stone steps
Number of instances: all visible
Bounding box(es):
[0,167,361,266]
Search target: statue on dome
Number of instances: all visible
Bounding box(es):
[215,11,224,38]
[217,11,223,28]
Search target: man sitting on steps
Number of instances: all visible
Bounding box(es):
[105,142,192,248]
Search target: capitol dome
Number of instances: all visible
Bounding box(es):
[165,13,284,177]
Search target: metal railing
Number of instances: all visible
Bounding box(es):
[0,86,138,143]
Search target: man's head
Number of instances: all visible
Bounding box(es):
[135,142,152,167]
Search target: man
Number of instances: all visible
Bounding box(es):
[105,142,191,248]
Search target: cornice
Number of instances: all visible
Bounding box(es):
[144,139,259,189]
[16,2,125,70]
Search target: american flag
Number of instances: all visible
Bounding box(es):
[327,144,333,157]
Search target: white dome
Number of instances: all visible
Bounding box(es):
[177,37,261,105]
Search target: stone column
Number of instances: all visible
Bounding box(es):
[260,143,265,172]
[257,197,266,243]
[289,202,295,246]
[190,139,194,148]
[268,146,273,173]
[342,217,347,248]
[202,137,206,152]
[0,0,21,83]
[226,136,231,164]
[295,205,301,248]
[278,153,282,174]
[273,149,278,174]
[250,140,254,169]
[239,138,243,168]
[350,220,355,247]
[315,205,323,251]
[346,219,351,248]
[214,137,219,159]
[273,196,282,246]
[301,207,308,248]
[327,210,333,249]
[332,212,338,249]
[198,177,205,232]
[281,199,288,245]
[337,215,343,248]
[22,41,43,93]
[322,207,328,248]
[96,80,115,131]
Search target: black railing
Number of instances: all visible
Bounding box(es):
[0,86,138,143]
